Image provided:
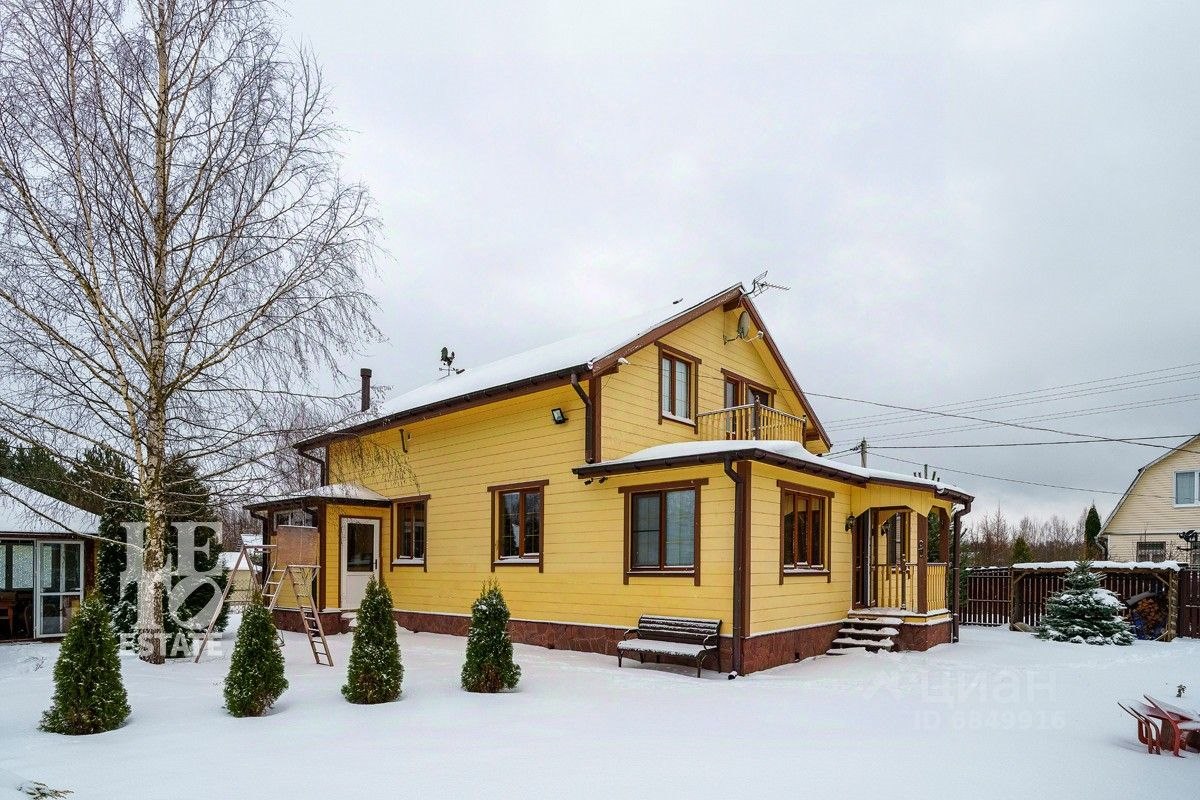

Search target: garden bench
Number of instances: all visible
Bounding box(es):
[617,615,721,677]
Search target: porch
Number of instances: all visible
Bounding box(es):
[696,401,808,442]
[0,537,89,641]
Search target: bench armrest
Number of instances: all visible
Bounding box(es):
[622,628,640,641]
[702,633,719,648]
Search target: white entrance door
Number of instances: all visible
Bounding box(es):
[339,518,379,610]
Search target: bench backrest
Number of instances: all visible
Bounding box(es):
[636,615,721,644]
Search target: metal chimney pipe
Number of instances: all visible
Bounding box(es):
[360,368,372,412]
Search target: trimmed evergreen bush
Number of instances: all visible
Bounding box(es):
[41,593,130,735]
[1036,560,1134,645]
[461,582,520,693]
[223,593,288,716]
[342,575,403,704]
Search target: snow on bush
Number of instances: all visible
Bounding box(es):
[1035,561,1134,646]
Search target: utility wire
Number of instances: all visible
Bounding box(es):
[808,390,1200,458]
[863,435,1196,450]
[824,361,1200,426]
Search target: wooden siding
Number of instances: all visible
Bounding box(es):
[1104,435,1200,562]
[600,305,822,461]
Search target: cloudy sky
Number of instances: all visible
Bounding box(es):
[283,1,1199,525]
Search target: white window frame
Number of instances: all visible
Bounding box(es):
[34,540,84,638]
[1173,470,1200,507]
[273,508,316,528]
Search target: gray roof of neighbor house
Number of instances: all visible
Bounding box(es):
[0,477,99,535]
[244,481,390,510]
[1101,432,1200,534]
[295,283,832,450]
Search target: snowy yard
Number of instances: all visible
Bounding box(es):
[1,624,1196,799]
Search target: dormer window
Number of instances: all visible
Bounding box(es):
[1175,471,1200,506]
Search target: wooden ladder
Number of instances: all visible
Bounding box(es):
[193,543,274,663]
[285,565,333,667]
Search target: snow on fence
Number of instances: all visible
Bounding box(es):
[962,564,1200,640]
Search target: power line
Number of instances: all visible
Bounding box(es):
[823,361,1200,427]
[864,434,1196,450]
[863,451,1172,501]
[808,390,1200,457]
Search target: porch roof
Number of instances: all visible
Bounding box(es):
[244,481,391,511]
[0,477,99,536]
[572,439,973,503]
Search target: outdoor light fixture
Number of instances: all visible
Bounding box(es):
[551,407,567,424]
[845,514,856,531]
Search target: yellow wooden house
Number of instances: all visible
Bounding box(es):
[248,283,973,674]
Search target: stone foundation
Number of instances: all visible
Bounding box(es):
[272,609,352,636]
[742,622,842,673]
[893,618,953,651]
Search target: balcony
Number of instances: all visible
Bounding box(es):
[695,402,808,442]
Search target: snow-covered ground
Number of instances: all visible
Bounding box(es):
[1,624,1195,798]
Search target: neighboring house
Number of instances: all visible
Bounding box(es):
[0,477,98,640]
[248,283,973,674]
[1102,433,1200,566]
[218,550,260,605]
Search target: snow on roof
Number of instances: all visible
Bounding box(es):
[1014,560,1183,571]
[259,481,389,504]
[218,551,259,572]
[311,285,744,440]
[579,439,971,497]
[0,477,99,535]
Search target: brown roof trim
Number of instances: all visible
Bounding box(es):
[589,284,744,374]
[244,495,392,512]
[737,296,831,449]
[572,448,973,504]
[295,367,582,449]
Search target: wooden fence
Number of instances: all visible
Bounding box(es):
[962,566,1200,639]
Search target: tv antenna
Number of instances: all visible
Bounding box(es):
[748,270,790,297]
[439,346,464,376]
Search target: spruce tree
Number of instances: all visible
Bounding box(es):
[461,582,521,693]
[342,576,403,704]
[1012,535,1034,565]
[1035,561,1134,645]
[223,594,288,717]
[41,594,130,735]
[1084,504,1103,559]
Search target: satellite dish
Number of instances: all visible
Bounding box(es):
[736,311,752,340]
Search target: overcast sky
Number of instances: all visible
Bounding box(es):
[283,1,1199,526]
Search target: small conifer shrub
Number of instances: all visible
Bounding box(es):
[41,593,130,735]
[342,575,403,704]
[1036,560,1134,645]
[461,582,521,693]
[223,593,288,716]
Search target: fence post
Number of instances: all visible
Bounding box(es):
[1166,571,1179,642]
[1009,571,1020,631]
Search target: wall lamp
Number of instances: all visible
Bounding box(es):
[845,514,856,531]
[551,407,567,424]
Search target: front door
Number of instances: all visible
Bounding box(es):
[339,518,379,610]
[36,541,83,637]
[852,513,870,609]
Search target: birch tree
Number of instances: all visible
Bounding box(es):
[0,0,379,662]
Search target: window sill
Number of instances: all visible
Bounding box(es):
[660,412,695,427]
[1173,503,1200,508]
[782,567,829,577]
[494,558,540,567]
[626,569,696,578]
[391,559,425,567]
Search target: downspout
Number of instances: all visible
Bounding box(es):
[570,372,595,464]
[950,498,972,643]
[299,446,328,486]
[724,455,745,677]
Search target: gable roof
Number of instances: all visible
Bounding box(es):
[297,283,831,449]
[0,477,99,535]
[1100,433,1200,533]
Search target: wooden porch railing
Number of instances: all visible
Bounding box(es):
[925,562,948,612]
[696,402,807,442]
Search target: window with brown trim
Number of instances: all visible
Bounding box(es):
[659,351,695,422]
[781,489,826,570]
[394,500,426,561]
[497,487,542,561]
[630,487,697,571]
